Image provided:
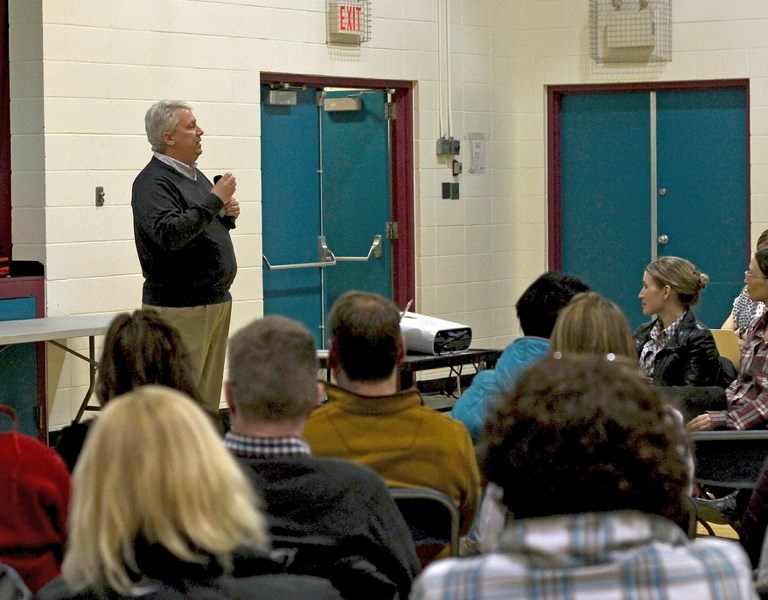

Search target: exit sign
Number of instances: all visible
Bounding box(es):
[327,0,371,45]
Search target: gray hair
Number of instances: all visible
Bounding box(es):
[144,100,191,153]
[228,316,319,421]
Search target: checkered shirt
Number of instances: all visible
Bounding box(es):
[224,432,311,458]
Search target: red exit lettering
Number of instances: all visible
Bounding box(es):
[338,5,362,32]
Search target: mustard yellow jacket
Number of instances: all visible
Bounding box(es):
[304,383,480,534]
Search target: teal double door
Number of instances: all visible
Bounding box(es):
[261,86,392,348]
[556,85,748,329]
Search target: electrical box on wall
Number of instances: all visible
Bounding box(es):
[436,136,460,156]
[442,182,460,200]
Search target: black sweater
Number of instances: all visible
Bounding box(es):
[131,157,236,307]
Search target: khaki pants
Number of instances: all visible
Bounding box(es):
[143,301,232,416]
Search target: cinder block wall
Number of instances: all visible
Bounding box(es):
[8,0,768,429]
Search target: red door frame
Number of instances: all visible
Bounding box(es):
[1,0,10,263]
[260,72,415,309]
[547,79,751,270]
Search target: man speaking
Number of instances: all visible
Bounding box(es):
[131,100,240,423]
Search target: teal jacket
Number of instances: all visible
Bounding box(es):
[451,337,549,442]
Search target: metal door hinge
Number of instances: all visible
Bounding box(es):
[385,102,397,120]
[386,221,398,240]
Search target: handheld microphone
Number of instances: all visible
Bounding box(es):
[213,175,225,216]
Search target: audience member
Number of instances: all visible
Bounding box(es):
[411,355,757,600]
[451,271,589,441]
[737,453,768,569]
[37,386,342,600]
[303,291,480,564]
[467,292,694,554]
[0,405,69,594]
[688,249,768,431]
[225,315,420,600]
[688,250,768,525]
[723,229,768,342]
[550,291,636,358]
[54,309,210,471]
[635,256,725,387]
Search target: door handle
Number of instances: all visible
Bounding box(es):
[262,236,337,271]
[334,235,383,262]
[658,234,669,245]
[262,235,382,270]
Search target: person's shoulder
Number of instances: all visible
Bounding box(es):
[505,336,549,353]
[35,577,108,600]
[634,319,655,338]
[412,555,493,597]
[305,399,338,421]
[132,157,176,186]
[311,455,390,488]
[684,534,752,560]
[497,337,549,369]
[222,573,343,599]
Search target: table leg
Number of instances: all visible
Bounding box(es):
[51,336,98,423]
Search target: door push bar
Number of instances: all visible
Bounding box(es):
[335,235,382,262]
[262,235,382,271]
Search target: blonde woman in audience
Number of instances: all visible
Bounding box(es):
[550,291,636,359]
[36,386,342,600]
[635,256,724,387]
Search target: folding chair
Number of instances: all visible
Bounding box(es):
[710,328,742,370]
[689,430,768,535]
[389,487,460,557]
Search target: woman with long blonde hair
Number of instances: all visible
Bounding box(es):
[37,386,341,600]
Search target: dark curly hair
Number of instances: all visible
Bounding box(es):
[96,310,202,407]
[479,354,689,524]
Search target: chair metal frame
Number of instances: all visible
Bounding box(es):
[389,486,460,557]
[689,430,768,535]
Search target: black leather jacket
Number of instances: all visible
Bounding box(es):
[633,310,722,387]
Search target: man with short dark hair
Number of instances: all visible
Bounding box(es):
[225,315,420,600]
[451,271,590,441]
[412,354,757,600]
[303,291,480,563]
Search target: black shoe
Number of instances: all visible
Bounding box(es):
[694,491,740,525]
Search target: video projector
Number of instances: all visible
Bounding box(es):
[399,311,472,355]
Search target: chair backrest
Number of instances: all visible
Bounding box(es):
[388,487,460,557]
[689,430,768,489]
[710,328,741,370]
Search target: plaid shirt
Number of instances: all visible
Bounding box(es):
[224,432,311,458]
[712,312,768,430]
[153,151,198,180]
[412,511,757,600]
[640,312,685,380]
[733,287,766,335]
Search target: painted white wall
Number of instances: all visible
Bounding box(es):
[7,0,768,429]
